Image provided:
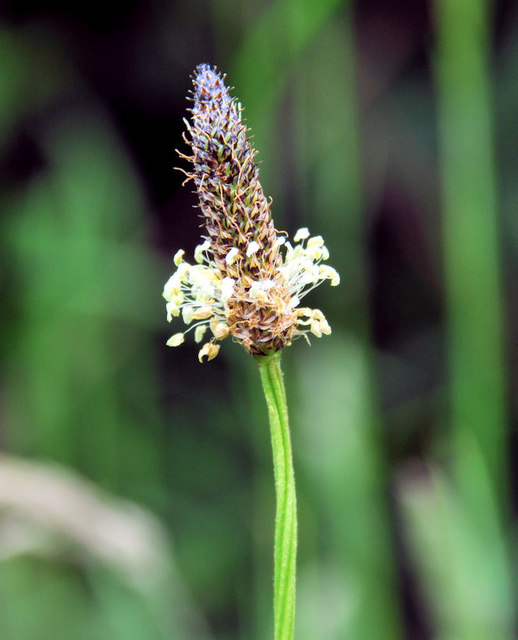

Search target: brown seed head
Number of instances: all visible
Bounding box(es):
[182,63,282,281]
[179,64,298,355]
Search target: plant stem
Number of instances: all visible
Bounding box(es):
[256,352,297,640]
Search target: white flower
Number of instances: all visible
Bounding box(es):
[182,306,195,325]
[294,227,310,242]
[166,298,182,321]
[210,317,230,339]
[173,249,185,266]
[225,247,239,265]
[246,241,260,257]
[319,265,340,286]
[163,274,180,300]
[307,235,324,248]
[221,277,235,303]
[194,239,211,264]
[248,279,275,301]
[166,333,185,347]
[198,342,220,362]
[194,325,208,343]
[281,231,337,299]
[163,226,339,361]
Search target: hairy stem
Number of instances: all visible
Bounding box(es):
[256,352,297,640]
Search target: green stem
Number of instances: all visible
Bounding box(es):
[256,352,297,640]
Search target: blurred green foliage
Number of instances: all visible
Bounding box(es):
[1,0,517,638]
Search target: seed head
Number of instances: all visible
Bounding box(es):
[164,64,340,360]
[182,63,281,281]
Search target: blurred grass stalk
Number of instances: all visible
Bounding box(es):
[436,0,507,519]
[400,0,514,637]
[291,13,404,640]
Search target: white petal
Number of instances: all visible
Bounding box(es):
[300,267,317,285]
[249,284,266,300]
[198,342,220,362]
[210,317,230,339]
[173,249,185,266]
[192,305,213,320]
[307,235,324,248]
[194,325,208,343]
[294,227,310,242]
[194,239,211,263]
[310,322,322,338]
[166,333,185,347]
[163,274,181,300]
[320,319,332,335]
[320,265,340,286]
[249,279,275,300]
[246,241,260,256]
[225,247,239,265]
[176,263,190,280]
[306,246,324,261]
[166,299,182,321]
[221,277,235,303]
[288,295,300,309]
[182,306,195,324]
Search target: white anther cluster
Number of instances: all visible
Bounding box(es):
[280,227,340,302]
[163,242,231,361]
[163,228,340,361]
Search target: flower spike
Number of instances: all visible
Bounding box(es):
[163,64,340,360]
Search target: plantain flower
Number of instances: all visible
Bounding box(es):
[163,63,340,361]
